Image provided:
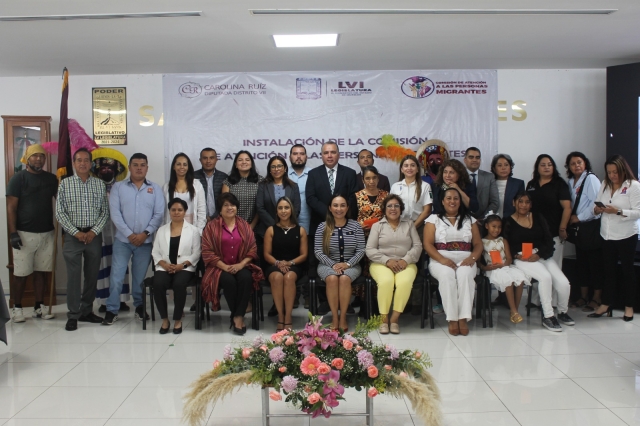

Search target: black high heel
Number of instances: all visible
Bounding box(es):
[587,306,613,318]
[623,315,634,322]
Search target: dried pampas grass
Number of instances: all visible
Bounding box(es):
[386,370,442,426]
[183,369,252,426]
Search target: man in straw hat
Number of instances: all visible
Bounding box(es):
[6,144,58,322]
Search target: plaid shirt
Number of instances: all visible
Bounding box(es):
[55,175,109,236]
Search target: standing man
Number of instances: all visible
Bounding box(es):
[102,153,165,325]
[56,148,110,331]
[194,147,228,221]
[464,147,499,218]
[288,144,311,234]
[6,144,58,322]
[355,149,391,192]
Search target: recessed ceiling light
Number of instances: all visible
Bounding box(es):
[273,34,338,48]
[254,9,616,16]
[0,11,202,22]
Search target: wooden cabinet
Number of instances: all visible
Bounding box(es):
[3,115,56,307]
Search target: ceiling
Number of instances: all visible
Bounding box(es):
[1,0,639,77]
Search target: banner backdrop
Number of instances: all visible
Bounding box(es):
[163,70,497,180]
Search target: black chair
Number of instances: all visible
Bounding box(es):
[309,275,373,320]
[142,270,202,330]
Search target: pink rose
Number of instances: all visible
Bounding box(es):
[269,390,282,401]
[384,365,392,371]
[356,345,363,352]
[307,392,322,404]
[415,351,422,359]
[285,337,295,346]
[242,348,253,359]
[331,358,344,370]
[260,345,268,352]
[213,360,221,369]
[367,387,379,398]
[343,340,353,350]
[317,363,331,375]
[399,372,408,378]
[273,335,283,344]
[367,365,379,378]
[279,366,287,373]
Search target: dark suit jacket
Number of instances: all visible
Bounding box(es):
[306,163,358,235]
[355,171,391,192]
[194,168,228,218]
[502,177,525,218]
[255,180,301,238]
[472,169,500,218]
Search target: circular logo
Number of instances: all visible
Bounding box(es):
[179,82,202,98]
[401,76,434,99]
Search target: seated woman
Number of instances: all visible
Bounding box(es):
[431,159,479,215]
[315,194,366,331]
[503,191,574,332]
[201,192,265,335]
[151,198,201,334]
[365,194,422,335]
[263,197,308,331]
[424,187,483,336]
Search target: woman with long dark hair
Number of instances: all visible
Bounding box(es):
[431,159,479,215]
[222,151,263,229]
[390,155,432,231]
[590,155,640,321]
[490,154,525,218]
[565,151,603,311]
[163,152,206,233]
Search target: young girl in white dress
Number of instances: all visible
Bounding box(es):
[480,215,530,323]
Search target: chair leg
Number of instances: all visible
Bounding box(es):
[476,279,483,325]
[429,281,435,330]
[259,288,264,322]
[420,276,426,329]
[365,278,372,321]
[487,279,493,328]
[309,279,316,316]
[527,283,533,317]
[252,289,259,331]
[143,285,147,330]
[195,282,201,330]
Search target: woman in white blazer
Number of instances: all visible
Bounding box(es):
[152,198,202,334]
[163,153,207,234]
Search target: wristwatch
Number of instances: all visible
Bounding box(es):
[183,262,189,268]
[346,262,351,268]
[143,230,150,236]
[290,261,296,266]
[617,209,623,216]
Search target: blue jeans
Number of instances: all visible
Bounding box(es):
[107,240,152,314]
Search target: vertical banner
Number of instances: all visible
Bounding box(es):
[163,70,497,180]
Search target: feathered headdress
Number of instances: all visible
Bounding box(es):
[375,134,416,162]
[41,119,99,156]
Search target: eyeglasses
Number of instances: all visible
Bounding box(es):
[386,204,401,209]
[270,165,285,170]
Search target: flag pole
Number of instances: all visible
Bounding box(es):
[47,221,59,316]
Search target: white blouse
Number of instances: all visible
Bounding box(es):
[595,179,640,240]
[425,214,476,245]
[390,179,433,222]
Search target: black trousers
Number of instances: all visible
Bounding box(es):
[152,270,193,320]
[220,269,253,318]
[575,245,604,291]
[602,235,638,307]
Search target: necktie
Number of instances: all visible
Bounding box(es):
[328,169,335,193]
[471,173,477,186]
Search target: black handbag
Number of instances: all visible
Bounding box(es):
[566,173,603,250]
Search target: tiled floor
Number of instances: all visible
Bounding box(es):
[2,297,640,426]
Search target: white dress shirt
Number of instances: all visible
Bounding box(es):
[390,179,433,222]
[595,179,640,240]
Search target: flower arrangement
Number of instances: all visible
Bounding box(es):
[183,315,442,426]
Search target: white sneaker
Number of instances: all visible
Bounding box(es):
[33,305,55,320]
[12,307,26,323]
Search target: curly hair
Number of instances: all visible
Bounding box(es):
[435,159,470,190]
[564,151,593,179]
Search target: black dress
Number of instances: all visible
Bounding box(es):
[264,225,303,278]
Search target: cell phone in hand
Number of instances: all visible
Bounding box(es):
[594,201,606,208]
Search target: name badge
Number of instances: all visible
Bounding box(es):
[147,187,154,194]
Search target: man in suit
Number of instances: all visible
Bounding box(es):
[355,149,391,192]
[194,147,228,221]
[464,147,499,218]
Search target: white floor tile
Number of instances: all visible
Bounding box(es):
[519,334,612,355]
[429,357,483,382]
[0,387,47,417]
[138,362,213,388]
[574,319,640,335]
[105,419,190,426]
[3,419,108,426]
[53,362,155,387]
[0,343,34,364]
[0,362,76,386]
[82,343,170,363]
[512,408,628,426]
[8,343,101,363]
[452,336,538,357]
[209,418,306,426]
[425,381,507,414]
[619,353,640,368]
[15,386,134,418]
[589,334,640,353]
[573,376,640,408]
[112,386,205,418]
[414,411,520,426]
[156,342,230,363]
[39,323,125,344]
[377,338,464,359]
[312,414,414,425]
[467,355,566,381]
[487,378,604,411]
[544,353,640,378]
[609,407,640,425]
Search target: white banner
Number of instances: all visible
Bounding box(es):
[163,70,497,180]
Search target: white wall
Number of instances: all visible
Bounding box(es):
[0,69,606,291]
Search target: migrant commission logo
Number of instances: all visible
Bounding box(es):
[401,76,434,99]
[296,78,322,100]
[179,82,202,98]
[330,81,373,96]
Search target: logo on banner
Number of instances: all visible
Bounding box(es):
[401,76,434,99]
[179,82,202,98]
[330,81,372,96]
[296,78,322,100]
